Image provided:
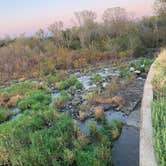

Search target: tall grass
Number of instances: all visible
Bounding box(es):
[152,49,166,166]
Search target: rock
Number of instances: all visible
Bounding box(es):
[102,82,107,88]
[140,73,147,79]
[134,70,141,75]
[103,105,113,111]
[72,97,81,106]
[141,64,145,68]
[79,111,88,121]
[129,67,135,72]
[94,107,105,120]
[137,77,144,81]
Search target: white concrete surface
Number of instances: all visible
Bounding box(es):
[140,64,158,166]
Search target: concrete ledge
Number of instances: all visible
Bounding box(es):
[140,64,158,166]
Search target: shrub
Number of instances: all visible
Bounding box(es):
[75,81,83,89]
[152,50,166,165]
[55,76,78,90]
[89,74,103,85]
[78,104,87,112]
[54,91,70,109]
[94,107,105,121]
[130,58,153,73]
[18,90,51,110]
[88,121,98,137]
[0,109,10,123]
[0,81,37,97]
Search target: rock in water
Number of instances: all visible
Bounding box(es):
[129,67,135,72]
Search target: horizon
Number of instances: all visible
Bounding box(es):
[0,0,154,38]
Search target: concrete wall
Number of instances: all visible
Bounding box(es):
[140,64,158,166]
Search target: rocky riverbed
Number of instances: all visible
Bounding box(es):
[5,61,146,166]
[50,64,145,166]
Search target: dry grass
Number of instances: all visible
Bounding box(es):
[78,111,87,121]
[94,107,105,120]
[93,96,126,106]
[153,49,166,94]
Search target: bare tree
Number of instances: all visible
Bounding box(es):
[75,10,97,48]
[103,7,129,37]
[48,21,64,48]
[36,28,46,40]
[154,0,166,16]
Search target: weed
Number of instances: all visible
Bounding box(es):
[89,74,103,85]
[54,90,70,109]
[0,109,10,123]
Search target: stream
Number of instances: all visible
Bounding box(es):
[9,66,142,166]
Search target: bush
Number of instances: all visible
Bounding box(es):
[54,91,70,109]
[55,76,78,90]
[152,50,166,165]
[0,109,10,123]
[89,74,103,85]
[18,90,51,110]
[75,81,84,89]
[130,58,153,73]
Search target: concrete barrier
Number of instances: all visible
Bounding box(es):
[140,64,158,166]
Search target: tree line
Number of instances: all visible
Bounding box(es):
[0,0,165,83]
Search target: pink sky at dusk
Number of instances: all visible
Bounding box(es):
[0,0,155,37]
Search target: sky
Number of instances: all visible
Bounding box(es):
[0,0,154,37]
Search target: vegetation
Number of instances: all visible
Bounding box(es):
[55,76,78,90]
[54,91,70,109]
[0,1,165,84]
[89,74,103,85]
[0,95,122,165]
[18,90,51,110]
[0,0,165,165]
[152,49,166,166]
[0,109,10,123]
[130,58,154,73]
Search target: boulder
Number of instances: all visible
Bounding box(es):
[72,97,81,106]
[134,70,141,75]
[129,67,135,72]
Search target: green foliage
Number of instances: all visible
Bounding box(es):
[55,76,78,90]
[120,69,133,78]
[152,51,166,166]
[153,94,166,166]
[130,58,153,73]
[0,81,36,96]
[0,109,10,123]
[18,90,51,110]
[89,74,103,85]
[0,107,115,166]
[75,81,84,89]
[78,104,87,112]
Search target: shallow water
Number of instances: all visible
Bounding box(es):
[112,126,139,166]
[105,111,127,124]
[51,91,60,99]
[76,110,127,136]
[77,68,120,90]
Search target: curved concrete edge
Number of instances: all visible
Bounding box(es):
[140,63,158,166]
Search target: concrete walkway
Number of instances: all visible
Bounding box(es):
[140,64,157,166]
